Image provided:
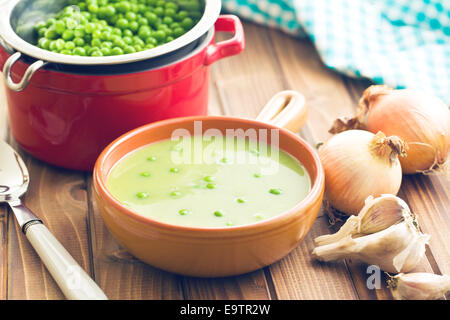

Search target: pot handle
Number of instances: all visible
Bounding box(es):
[3,52,47,92]
[256,90,309,133]
[204,15,245,66]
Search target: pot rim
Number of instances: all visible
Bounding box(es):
[11,28,215,78]
[93,115,325,238]
[0,0,221,66]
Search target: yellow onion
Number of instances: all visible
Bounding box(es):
[330,85,450,174]
[319,130,406,215]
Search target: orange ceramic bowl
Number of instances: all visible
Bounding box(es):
[93,92,324,277]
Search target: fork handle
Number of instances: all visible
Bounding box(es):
[25,223,108,300]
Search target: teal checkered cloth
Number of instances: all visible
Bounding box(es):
[223,0,450,103]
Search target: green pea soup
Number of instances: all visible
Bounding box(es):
[106,136,311,228]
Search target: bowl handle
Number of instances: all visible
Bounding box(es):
[3,52,47,92]
[256,91,309,133]
[204,15,245,66]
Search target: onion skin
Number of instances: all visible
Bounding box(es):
[332,86,450,174]
[319,130,403,215]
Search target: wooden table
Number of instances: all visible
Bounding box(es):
[0,22,448,300]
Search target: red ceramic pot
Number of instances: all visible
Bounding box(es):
[0,15,244,171]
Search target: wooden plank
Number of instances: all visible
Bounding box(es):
[86,178,184,300]
[6,151,92,299]
[182,272,272,300]
[263,27,362,299]
[204,22,359,300]
[269,216,358,299]
[178,24,277,300]
[400,175,450,275]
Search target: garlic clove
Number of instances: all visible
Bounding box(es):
[388,273,450,300]
[315,194,410,246]
[358,194,410,235]
[312,216,429,273]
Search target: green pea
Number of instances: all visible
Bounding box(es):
[117,1,131,13]
[116,18,129,29]
[179,209,189,216]
[129,20,139,32]
[177,11,189,21]
[74,27,85,38]
[206,183,216,189]
[220,157,229,163]
[64,17,78,30]
[133,37,145,46]
[73,46,87,56]
[111,47,124,55]
[90,50,103,57]
[64,41,75,50]
[145,12,158,26]
[136,191,149,199]
[45,28,59,40]
[125,11,137,21]
[269,188,282,195]
[138,25,152,38]
[113,38,126,48]
[226,221,233,226]
[236,198,246,203]
[91,38,102,48]
[74,37,85,46]
[147,156,157,161]
[92,29,102,39]
[253,173,261,178]
[123,29,133,37]
[166,2,179,11]
[137,17,148,26]
[88,4,99,14]
[170,191,181,197]
[154,7,164,17]
[181,17,194,30]
[59,49,72,55]
[124,45,136,54]
[38,38,50,49]
[172,27,185,37]
[214,211,224,217]
[62,29,74,41]
[163,16,173,25]
[146,37,157,45]
[85,23,96,33]
[170,168,179,173]
[203,176,215,182]
[54,39,65,51]
[123,36,133,45]
[54,20,65,34]
[100,47,111,56]
[253,213,264,220]
[38,27,48,37]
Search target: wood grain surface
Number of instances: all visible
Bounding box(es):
[0,21,448,300]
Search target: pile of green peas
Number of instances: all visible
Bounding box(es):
[35,0,203,57]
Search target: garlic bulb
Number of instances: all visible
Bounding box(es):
[312,211,430,273]
[315,194,411,246]
[319,130,406,215]
[388,273,450,300]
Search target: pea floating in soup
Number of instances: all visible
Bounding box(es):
[106,136,311,228]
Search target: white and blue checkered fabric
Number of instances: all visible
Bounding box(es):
[223,0,450,103]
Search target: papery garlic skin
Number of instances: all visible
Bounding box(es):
[315,194,410,246]
[312,214,429,273]
[319,130,404,215]
[389,273,450,300]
